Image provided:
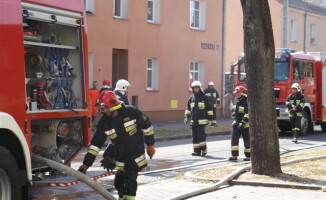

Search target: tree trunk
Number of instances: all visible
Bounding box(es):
[240,0,282,175]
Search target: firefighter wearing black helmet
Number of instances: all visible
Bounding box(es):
[286,83,305,143]
[185,81,213,156]
[229,86,250,162]
[78,90,155,200]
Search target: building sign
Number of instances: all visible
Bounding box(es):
[201,43,219,51]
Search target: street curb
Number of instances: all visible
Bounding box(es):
[155,131,230,142]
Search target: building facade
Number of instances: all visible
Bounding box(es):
[84,0,223,120]
[225,0,326,73]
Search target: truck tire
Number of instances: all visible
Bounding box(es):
[300,110,309,136]
[0,146,22,200]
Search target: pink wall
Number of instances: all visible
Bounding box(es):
[87,0,223,119]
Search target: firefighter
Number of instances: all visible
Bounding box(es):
[229,86,250,161]
[89,80,99,125]
[78,90,155,200]
[114,79,130,105]
[204,81,220,126]
[286,83,304,143]
[99,78,113,93]
[185,81,213,156]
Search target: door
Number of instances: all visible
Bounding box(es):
[112,49,128,89]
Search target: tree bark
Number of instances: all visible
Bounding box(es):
[240,0,282,175]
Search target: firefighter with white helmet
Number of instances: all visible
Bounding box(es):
[185,81,213,156]
[114,79,130,105]
[79,90,155,200]
[229,85,250,161]
[204,81,220,126]
[286,83,305,143]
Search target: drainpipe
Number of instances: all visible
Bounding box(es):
[282,0,289,48]
[221,0,226,117]
[303,3,307,52]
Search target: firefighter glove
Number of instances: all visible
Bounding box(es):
[232,121,238,128]
[238,123,245,131]
[100,156,115,171]
[78,164,89,174]
[146,145,155,159]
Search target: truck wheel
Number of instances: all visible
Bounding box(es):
[300,110,309,136]
[0,146,22,200]
[321,123,326,133]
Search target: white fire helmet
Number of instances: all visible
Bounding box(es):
[191,81,202,88]
[115,79,130,92]
[291,83,301,92]
[208,81,214,86]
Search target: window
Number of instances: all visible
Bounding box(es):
[290,20,298,42]
[114,0,128,19]
[83,0,94,14]
[147,58,159,90]
[148,0,160,24]
[189,61,204,89]
[307,62,314,78]
[293,60,305,80]
[310,24,317,44]
[190,0,206,30]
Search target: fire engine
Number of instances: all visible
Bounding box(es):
[229,49,326,135]
[0,0,92,199]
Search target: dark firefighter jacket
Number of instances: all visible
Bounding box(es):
[285,92,305,118]
[204,88,220,107]
[115,91,130,105]
[185,90,213,126]
[233,95,249,128]
[82,104,154,172]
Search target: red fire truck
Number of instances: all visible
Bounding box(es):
[0,0,91,199]
[229,50,326,135]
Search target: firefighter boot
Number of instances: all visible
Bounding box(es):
[243,157,250,161]
[292,131,298,144]
[228,156,238,161]
[202,149,207,156]
[191,152,201,156]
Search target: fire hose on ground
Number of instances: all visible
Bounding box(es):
[166,155,326,200]
[32,155,117,200]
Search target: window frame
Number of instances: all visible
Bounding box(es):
[310,24,317,45]
[114,0,128,19]
[147,0,160,24]
[146,58,159,91]
[83,0,94,15]
[189,61,204,90]
[290,20,298,42]
[190,0,206,30]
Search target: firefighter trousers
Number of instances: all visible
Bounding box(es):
[231,127,250,157]
[114,170,138,198]
[290,116,301,138]
[191,125,207,153]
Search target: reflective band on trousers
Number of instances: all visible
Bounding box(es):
[244,148,251,153]
[135,154,147,167]
[115,161,125,171]
[231,146,239,151]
